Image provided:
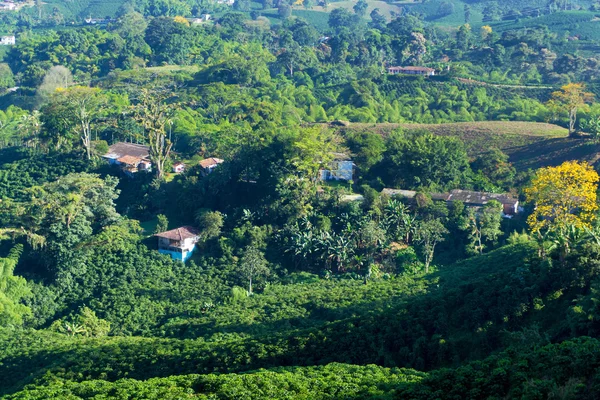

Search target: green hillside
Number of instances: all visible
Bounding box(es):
[487,11,600,41]
[2,1,600,398]
[338,121,600,171]
[41,0,127,19]
[3,239,600,398]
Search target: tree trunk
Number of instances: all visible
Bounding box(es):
[82,125,91,160]
[80,109,92,160]
[569,107,577,136]
[149,132,172,180]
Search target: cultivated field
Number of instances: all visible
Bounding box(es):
[338,121,600,171]
[300,0,405,19]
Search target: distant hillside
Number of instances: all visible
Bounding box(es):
[487,11,600,41]
[41,0,127,20]
[337,121,600,171]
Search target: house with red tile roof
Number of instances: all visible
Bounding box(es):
[103,142,152,177]
[154,226,200,262]
[199,157,224,175]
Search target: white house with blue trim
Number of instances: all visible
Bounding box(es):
[154,226,200,262]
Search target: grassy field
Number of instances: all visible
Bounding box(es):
[338,121,600,171]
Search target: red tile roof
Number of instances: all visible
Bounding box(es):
[199,157,224,168]
[117,155,143,166]
[154,226,200,241]
[103,142,150,160]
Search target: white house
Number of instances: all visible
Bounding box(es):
[0,36,15,45]
[173,162,185,173]
[0,2,17,11]
[319,153,354,182]
[155,226,200,262]
[190,14,211,23]
[199,157,224,175]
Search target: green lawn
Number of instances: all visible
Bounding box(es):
[139,218,159,236]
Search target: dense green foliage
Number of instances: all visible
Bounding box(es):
[1,0,600,398]
[6,338,600,399]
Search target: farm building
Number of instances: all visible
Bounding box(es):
[190,14,211,23]
[102,142,151,176]
[443,190,519,216]
[199,157,224,174]
[84,18,115,24]
[0,1,16,11]
[319,153,354,182]
[387,66,436,76]
[382,188,519,216]
[155,226,200,262]
[117,155,151,177]
[0,35,15,45]
[173,162,186,173]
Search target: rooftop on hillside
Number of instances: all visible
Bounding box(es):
[103,142,150,160]
[154,226,200,242]
[199,157,224,168]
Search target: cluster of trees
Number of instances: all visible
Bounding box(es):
[2,2,600,399]
[4,11,599,139]
[2,0,600,88]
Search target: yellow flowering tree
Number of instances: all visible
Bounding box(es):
[173,16,190,26]
[525,161,599,246]
[547,83,594,136]
[480,25,493,40]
